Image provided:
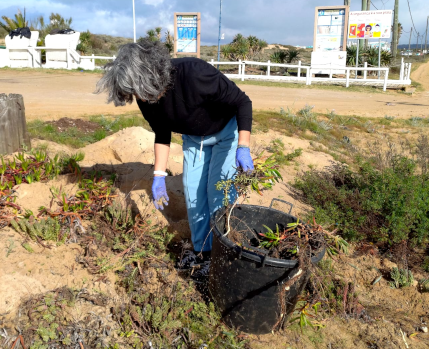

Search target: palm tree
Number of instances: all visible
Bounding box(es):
[0,8,28,33]
[287,49,300,63]
[270,50,288,64]
[270,49,300,74]
[31,13,73,46]
[155,27,162,40]
[164,30,174,54]
[346,45,361,66]
[146,29,157,42]
[221,44,234,60]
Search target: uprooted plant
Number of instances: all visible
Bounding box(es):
[215,152,347,260]
[10,287,119,349]
[257,218,348,260]
[215,152,283,237]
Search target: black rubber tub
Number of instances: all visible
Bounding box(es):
[208,199,325,334]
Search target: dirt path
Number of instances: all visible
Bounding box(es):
[1,69,428,120]
[411,60,429,91]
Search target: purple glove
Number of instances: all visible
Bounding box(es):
[152,176,169,210]
[236,147,254,172]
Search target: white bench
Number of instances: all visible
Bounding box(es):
[44,32,80,69]
[4,31,41,68]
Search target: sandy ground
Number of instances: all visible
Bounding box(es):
[1,66,428,121]
[411,59,429,91]
[2,127,429,347]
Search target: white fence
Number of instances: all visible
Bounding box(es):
[0,46,115,71]
[208,58,412,91]
[0,46,413,91]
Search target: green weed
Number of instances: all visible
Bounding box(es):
[267,138,303,166]
[389,267,414,288]
[10,216,65,244]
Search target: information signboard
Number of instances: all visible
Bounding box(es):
[313,6,349,52]
[348,10,393,40]
[174,12,201,58]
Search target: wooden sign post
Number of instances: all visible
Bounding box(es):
[174,12,201,58]
[0,94,31,155]
[313,6,349,52]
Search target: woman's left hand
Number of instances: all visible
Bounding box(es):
[236,147,254,172]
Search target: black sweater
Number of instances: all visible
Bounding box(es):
[137,57,252,144]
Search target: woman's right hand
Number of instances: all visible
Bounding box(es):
[152,176,169,210]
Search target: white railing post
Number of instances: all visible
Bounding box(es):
[383,69,388,91]
[363,62,367,80]
[306,68,311,85]
[66,48,70,69]
[329,61,333,79]
[267,60,270,76]
[346,68,350,88]
[242,62,246,81]
[113,55,116,61]
[298,60,301,78]
[399,58,404,80]
[29,48,35,68]
[238,59,242,76]
[211,58,214,66]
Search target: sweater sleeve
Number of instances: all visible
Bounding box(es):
[191,62,253,132]
[136,99,172,144]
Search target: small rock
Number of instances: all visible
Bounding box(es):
[382,259,397,270]
[412,280,418,287]
[421,326,428,333]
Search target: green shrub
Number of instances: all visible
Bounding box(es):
[293,155,429,246]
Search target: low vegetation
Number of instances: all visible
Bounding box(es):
[27,114,186,148]
[221,33,268,61]
[293,136,429,247]
[1,148,247,348]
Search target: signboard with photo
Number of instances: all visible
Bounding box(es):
[313,6,349,52]
[348,10,393,40]
[174,12,201,58]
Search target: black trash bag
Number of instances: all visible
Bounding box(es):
[50,28,76,35]
[9,27,31,40]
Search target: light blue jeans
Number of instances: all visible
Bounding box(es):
[182,117,238,252]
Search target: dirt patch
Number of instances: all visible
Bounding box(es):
[47,117,102,134]
[0,227,119,324]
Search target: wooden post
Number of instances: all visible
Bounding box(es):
[0,94,31,155]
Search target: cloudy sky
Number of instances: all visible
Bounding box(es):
[1,0,427,46]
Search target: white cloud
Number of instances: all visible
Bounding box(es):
[140,0,164,7]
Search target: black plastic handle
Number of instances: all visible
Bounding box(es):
[269,198,293,215]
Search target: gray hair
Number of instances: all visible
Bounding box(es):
[95,39,173,106]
